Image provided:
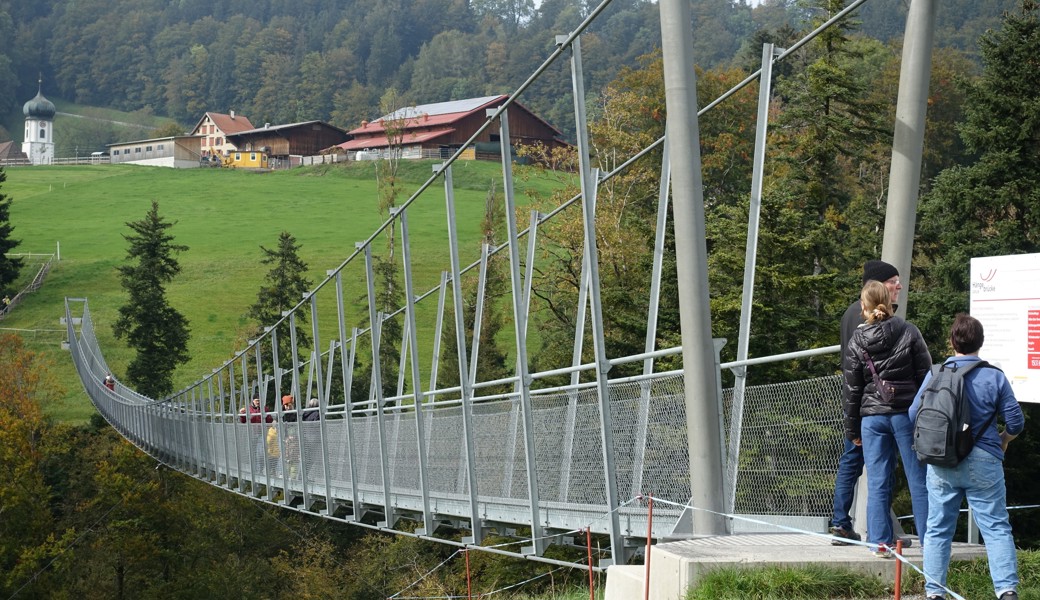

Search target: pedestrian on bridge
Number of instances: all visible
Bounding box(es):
[831,260,904,545]
[843,279,932,558]
[910,314,1024,600]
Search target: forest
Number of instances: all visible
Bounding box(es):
[0,0,1023,150]
[2,0,1040,597]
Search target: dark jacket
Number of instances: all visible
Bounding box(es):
[842,315,931,440]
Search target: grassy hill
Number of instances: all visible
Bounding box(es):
[3,160,566,423]
[2,98,181,156]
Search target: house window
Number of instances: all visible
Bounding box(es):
[145,145,153,152]
[157,144,164,150]
[40,128,46,139]
[135,147,141,153]
[250,153,256,161]
[216,137,222,145]
[235,153,241,161]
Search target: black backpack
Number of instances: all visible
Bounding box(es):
[913,360,998,467]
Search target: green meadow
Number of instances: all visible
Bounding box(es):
[3,160,566,422]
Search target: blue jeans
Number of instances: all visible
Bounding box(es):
[832,438,864,529]
[861,413,928,544]
[923,446,1018,598]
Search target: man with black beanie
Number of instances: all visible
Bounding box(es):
[830,260,902,544]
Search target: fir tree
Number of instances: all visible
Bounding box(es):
[246,231,313,386]
[915,0,1040,352]
[914,1,1040,539]
[0,168,23,300]
[113,200,190,399]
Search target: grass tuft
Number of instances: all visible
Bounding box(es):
[686,564,890,600]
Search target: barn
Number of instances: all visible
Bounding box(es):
[336,95,567,160]
[225,121,351,166]
[108,136,203,168]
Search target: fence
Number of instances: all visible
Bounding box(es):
[0,254,54,321]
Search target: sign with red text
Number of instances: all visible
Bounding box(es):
[970,253,1040,403]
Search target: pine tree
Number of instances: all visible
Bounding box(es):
[756,0,890,379]
[914,2,1040,542]
[0,168,23,300]
[112,200,190,399]
[246,231,312,387]
[915,0,1040,353]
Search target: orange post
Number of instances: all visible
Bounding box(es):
[894,539,903,600]
[465,548,473,600]
[587,527,595,600]
[644,494,654,600]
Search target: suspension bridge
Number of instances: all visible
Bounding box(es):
[63,0,942,595]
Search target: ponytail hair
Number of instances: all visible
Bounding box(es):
[860,280,893,324]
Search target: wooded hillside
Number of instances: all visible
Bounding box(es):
[0,0,1019,149]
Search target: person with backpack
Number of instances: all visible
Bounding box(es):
[843,280,932,557]
[909,313,1024,600]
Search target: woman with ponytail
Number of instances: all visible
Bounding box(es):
[843,280,933,558]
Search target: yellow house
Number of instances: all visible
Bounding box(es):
[223,150,268,169]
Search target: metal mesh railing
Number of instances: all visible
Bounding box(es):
[68,297,844,542]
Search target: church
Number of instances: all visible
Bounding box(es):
[21,79,56,165]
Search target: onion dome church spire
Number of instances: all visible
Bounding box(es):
[22,75,55,165]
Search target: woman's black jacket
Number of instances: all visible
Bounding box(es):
[842,315,932,441]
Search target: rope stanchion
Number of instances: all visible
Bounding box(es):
[894,539,903,600]
[644,494,653,600]
[465,548,472,600]
[586,527,595,600]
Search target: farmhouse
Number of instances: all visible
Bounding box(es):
[189,111,255,159]
[108,136,203,168]
[0,140,29,165]
[225,121,351,167]
[337,95,567,160]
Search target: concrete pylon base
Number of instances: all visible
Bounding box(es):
[603,533,987,600]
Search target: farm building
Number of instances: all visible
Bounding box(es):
[0,140,29,165]
[190,111,256,159]
[336,95,567,160]
[225,121,351,166]
[222,150,269,169]
[108,136,203,168]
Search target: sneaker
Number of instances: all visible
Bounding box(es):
[830,525,861,546]
[925,596,944,600]
[872,543,893,558]
[897,535,913,548]
[998,592,1018,600]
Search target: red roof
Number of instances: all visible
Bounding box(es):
[338,127,455,150]
[190,111,255,135]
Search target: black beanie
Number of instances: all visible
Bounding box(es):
[862,260,899,284]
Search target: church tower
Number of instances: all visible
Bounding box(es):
[22,78,56,165]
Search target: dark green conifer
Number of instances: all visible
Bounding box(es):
[0,168,23,300]
[113,200,190,399]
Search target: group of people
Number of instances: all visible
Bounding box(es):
[830,260,1024,600]
[239,394,322,478]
